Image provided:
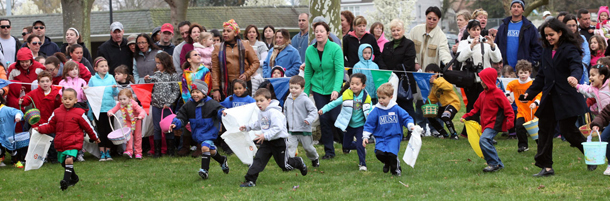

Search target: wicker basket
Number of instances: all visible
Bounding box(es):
[421,100,439,118]
[580,114,598,137]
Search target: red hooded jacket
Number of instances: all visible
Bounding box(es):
[37,105,98,152]
[21,86,62,127]
[463,68,514,132]
[6,48,46,108]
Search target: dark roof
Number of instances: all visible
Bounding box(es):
[5,6,308,41]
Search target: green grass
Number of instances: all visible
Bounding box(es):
[1,137,608,200]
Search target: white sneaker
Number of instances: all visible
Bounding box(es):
[359,165,367,171]
[0,162,6,167]
[77,155,85,162]
[604,166,610,175]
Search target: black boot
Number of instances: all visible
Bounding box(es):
[153,140,162,158]
[166,138,175,157]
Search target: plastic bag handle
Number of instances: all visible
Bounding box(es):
[161,107,174,119]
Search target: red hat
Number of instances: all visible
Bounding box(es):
[161,23,174,34]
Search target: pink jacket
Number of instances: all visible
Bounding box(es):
[194,42,214,68]
[376,33,389,53]
[108,99,147,125]
[577,79,610,115]
[58,76,88,102]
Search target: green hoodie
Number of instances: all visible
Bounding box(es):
[304,39,345,95]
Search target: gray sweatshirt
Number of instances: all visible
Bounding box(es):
[245,100,289,141]
[284,92,318,133]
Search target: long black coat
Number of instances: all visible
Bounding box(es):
[343,32,381,68]
[526,42,586,120]
[378,36,417,92]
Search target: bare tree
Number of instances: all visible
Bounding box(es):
[61,0,96,51]
[164,0,189,43]
[33,0,63,13]
[0,0,17,16]
[309,0,341,48]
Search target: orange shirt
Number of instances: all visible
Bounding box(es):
[506,79,541,122]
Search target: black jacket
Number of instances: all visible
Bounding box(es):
[342,32,380,68]
[525,43,586,120]
[378,36,417,92]
[61,42,93,65]
[96,37,133,75]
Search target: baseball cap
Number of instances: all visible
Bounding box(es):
[542,11,551,17]
[127,34,138,45]
[33,20,45,26]
[110,22,124,32]
[161,23,174,34]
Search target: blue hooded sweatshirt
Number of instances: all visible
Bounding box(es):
[362,100,414,155]
[352,44,380,99]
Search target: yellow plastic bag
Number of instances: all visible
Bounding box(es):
[464,120,484,159]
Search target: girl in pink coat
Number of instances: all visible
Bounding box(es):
[108,89,146,159]
[58,61,88,102]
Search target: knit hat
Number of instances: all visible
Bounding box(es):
[511,0,525,9]
[598,6,609,22]
[151,26,161,38]
[191,79,208,95]
[271,66,285,77]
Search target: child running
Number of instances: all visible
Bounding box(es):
[570,64,610,115]
[170,80,229,179]
[362,83,414,176]
[319,73,372,171]
[461,68,514,172]
[425,64,461,140]
[35,88,100,191]
[506,60,541,152]
[284,75,320,167]
[239,88,308,187]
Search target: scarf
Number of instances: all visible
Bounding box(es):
[120,103,136,132]
[218,39,245,96]
[269,43,288,68]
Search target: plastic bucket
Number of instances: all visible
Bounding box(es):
[523,118,539,140]
[582,131,608,165]
[107,114,132,145]
[160,108,177,133]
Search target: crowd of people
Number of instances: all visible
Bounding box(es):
[1,0,610,190]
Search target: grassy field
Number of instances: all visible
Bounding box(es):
[1,136,608,200]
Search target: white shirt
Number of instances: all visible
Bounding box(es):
[0,36,15,64]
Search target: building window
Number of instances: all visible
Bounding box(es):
[341,6,361,16]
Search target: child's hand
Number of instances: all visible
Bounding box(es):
[15,117,21,122]
[592,126,600,132]
[362,138,368,147]
[169,124,176,132]
[460,118,465,123]
[163,105,170,109]
[254,133,265,144]
[318,110,323,115]
[107,112,113,116]
[409,126,415,131]
[567,76,578,87]
[222,111,227,116]
[144,75,151,80]
[18,98,23,105]
[95,139,101,144]
[82,86,89,90]
[112,85,117,88]
[589,29,594,34]
[507,95,514,103]
[33,127,38,132]
[304,120,309,125]
[529,103,536,109]
[239,126,246,131]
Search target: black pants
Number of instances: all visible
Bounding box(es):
[427,105,458,137]
[375,151,400,174]
[461,84,484,135]
[535,103,585,168]
[515,117,530,148]
[244,138,302,183]
[95,113,115,148]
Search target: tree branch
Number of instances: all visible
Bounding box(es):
[524,0,549,17]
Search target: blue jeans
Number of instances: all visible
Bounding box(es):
[480,128,503,167]
[600,127,610,161]
[343,126,366,166]
[312,92,340,156]
[152,106,174,140]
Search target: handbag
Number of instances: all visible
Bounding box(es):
[397,64,413,100]
[443,42,485,88]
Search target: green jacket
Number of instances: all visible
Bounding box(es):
[304,39,345,95]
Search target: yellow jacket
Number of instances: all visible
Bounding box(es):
[428,77,461,110]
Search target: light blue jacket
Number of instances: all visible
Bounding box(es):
[262,45,302,78]
[88,73,118,112]
[321,89,372,131]
[291,31,309,63]
[0,106,24,150]
[580,35,591,66]
[352,44,380,99]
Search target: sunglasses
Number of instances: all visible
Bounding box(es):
[30,42,42,45]
[21,32,29,36]
[0,25,10,29]
[34,26,45,30]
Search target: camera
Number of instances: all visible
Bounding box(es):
[479,37,487,43]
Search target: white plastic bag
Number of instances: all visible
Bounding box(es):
[221,103,261,165]
[221,131,258,165]
[403,126,423,168]
[24,129,54,171]
[389,73,399,103]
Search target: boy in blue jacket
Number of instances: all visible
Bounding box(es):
[170,79,229,180]
[363,83,414,176]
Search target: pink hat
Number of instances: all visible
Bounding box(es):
[161,23,174,34]
[599,6,609,22]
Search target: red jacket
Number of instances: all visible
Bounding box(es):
[6,48,46,108]
[37,105,98,152]
[51,61,92,85]
[21,87,62,127]
[463,68,514,132]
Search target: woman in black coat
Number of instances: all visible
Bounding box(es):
[524,19,591,177]
[343,16,381,68]
[378,19,418,120]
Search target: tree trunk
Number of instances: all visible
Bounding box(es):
[165,0,189,44]
[61,0,95,52]
[309,0,341,42]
